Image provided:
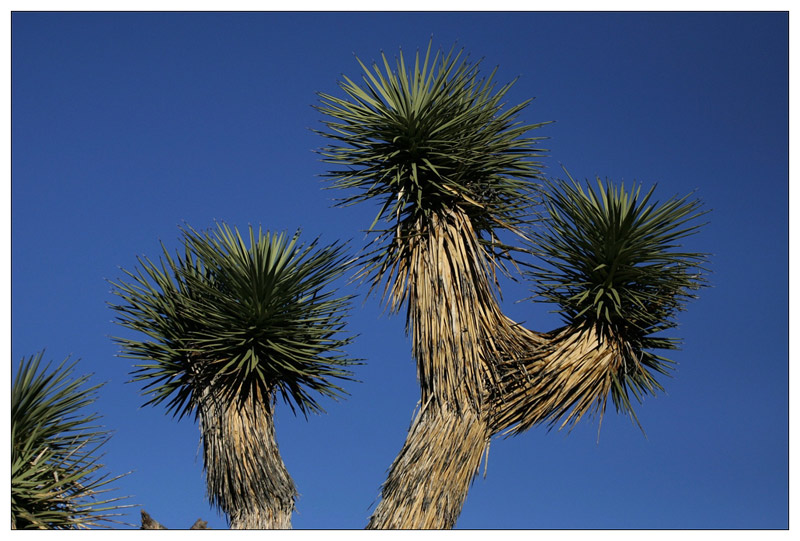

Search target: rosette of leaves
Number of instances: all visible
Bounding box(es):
[109,223,357,528]
[522,173,708,430]
[316,41,550,297]
[11,352,130,529]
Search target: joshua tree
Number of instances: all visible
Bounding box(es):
[109,223,357,529]
[11,352,130,529]
[316,43,706,528]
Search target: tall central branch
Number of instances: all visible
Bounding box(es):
[367,208,537,528]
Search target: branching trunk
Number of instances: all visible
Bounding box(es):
[369,207,646,528]
[199,387,295,529]
[368,209,524,528]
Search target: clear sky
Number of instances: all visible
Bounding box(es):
[10,11,788,530]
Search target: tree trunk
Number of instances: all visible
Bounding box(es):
[368,209,513,528]
[369,209,634,527]
[366,403,489,529]
[199,387,295,529]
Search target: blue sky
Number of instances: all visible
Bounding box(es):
[9,11,788,529]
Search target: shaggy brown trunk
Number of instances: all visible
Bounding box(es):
[367,207,634,527]
[366,403,489,529]
[199,387,295,529]
[368,209,524,529]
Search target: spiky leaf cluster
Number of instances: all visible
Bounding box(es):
[11,352,129,529]
[316,42,549,290]
[527,174,708,418]
[110,223,358,419]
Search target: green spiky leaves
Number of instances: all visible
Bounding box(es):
[530,174,708,332]
[11,352,130,529]
[316,42,549,288]
[527,173,708,423]
[110,223,358,419]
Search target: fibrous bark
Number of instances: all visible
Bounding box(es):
[366,404,488,529]
[492,323,633,435]
[199,386,295,529]
[367,209,537,528]
[367,207,641,528]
